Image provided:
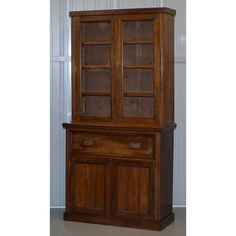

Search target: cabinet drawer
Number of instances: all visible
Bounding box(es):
[72,133,154,158]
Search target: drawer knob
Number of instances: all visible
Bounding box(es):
[128,142,141,149]
[82,139,95,146]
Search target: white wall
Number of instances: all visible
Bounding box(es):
[50,0,186,206]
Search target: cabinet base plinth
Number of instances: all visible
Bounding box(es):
[64,211,174,231]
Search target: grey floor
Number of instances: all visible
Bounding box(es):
[50,208,186,236]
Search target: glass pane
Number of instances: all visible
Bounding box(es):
[82,69,111,93]
[82,45,110,65]
[123,20,153,41]
[123,69,153,93]
[81,22,110,42]
[123,45,153,65]
[82,96,111,118]
[123,97,153,118]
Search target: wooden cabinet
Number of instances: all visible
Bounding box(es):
[63,7,176,230]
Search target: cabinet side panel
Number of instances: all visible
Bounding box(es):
[160,129,174,219]
[65,129,73,210]
[161,14,175,124]
[71,17,80,121]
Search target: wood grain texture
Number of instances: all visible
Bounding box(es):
[63,7,176,231]
[69,8,176,17]
[112,160,154,219]
[159,129,174,220]
[72,133,154,158]
[71,158,107,213]
[162,14,175,123]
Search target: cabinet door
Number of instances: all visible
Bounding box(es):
[112,160,155,219]
[117,15,160,123]
[72,16,116,122]
[69,157,109,214]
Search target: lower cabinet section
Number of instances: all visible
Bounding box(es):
[63,126,175,230]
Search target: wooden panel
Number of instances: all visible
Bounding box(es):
[113,160,154,218]
[86,164,96,208]
[74,164,86,208]
[95,164,105,209]
[127,166,139,212]
[117,166,128,211]
[73,161,106,211]
[159,14,175,124]
[72,133,154,158]
[159,129,174,219]
[139,167,149,213]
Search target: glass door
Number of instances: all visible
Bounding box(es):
[118,15,158,122]
[79,17,114,120]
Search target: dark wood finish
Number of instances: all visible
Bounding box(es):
[72,132,154,158]
[123,65,153,69]
[63,7,176,231]
[81,41,111,45]
[72,160,106,210]
[82,65,111,69]
[81,92,111,96]
[123,40,153,44]
[162,14,175,124]
[69,8,176,17]
[112,160,155,218]
[159,129,174,219]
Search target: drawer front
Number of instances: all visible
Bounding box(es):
[72,133,154,158]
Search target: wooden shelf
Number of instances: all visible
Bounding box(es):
[81,41,111,45]
[123,40,153,44]
[123,92,153,97]
[123,65,153,69]
[82,65,111,69]
[82,92,111,97]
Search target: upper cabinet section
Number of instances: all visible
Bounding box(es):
[70,8,175,126]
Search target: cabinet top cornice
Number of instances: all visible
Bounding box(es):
[69,7,176,17]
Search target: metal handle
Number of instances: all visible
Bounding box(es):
[128,142,141,149]
[82,139,95,146]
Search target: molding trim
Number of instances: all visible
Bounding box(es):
[50,205,186,208]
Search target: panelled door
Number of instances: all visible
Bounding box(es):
[117,14,160,124]
[112,160,155,219]
[69,157,110,215]
[68,156,155,219]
